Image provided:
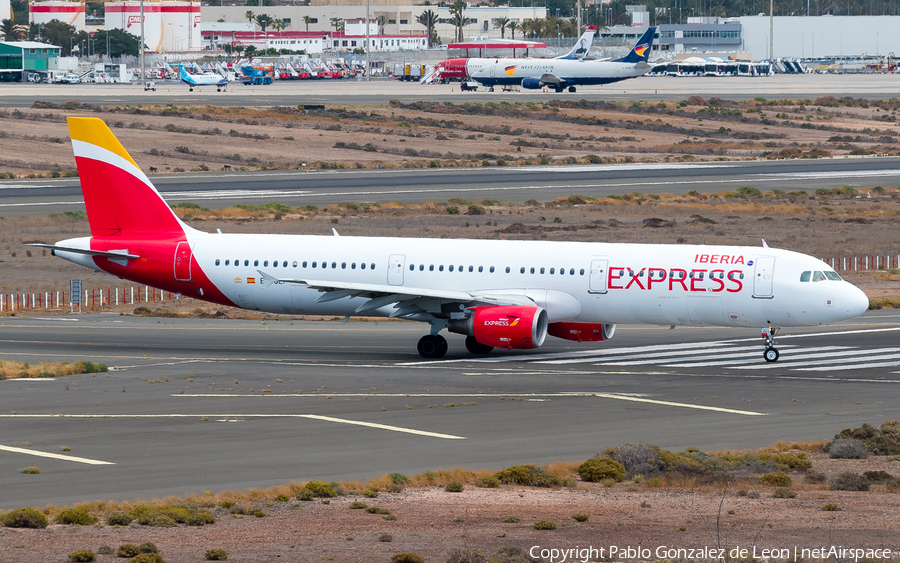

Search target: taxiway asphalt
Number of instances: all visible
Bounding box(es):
[1,311,898,508]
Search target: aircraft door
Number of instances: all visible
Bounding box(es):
[588,259,608,294]
[753,256,775,298]
[490,65,495,77]
[388,254,405,286]
[174,242,192,282]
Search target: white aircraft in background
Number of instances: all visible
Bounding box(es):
[467,26,656,93]
[178,63,228,92]
[33,118,869,360]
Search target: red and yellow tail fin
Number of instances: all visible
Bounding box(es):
[68,117,184,237]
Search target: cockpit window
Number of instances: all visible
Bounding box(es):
[800,271,811,282]
[812,271,827,282]
[824,271,842,281]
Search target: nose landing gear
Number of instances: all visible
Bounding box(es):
[762,325,780,362]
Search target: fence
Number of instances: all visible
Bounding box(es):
[823,255,900,272]
[0,286,194,313]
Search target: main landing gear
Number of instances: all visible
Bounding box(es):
[417,334,448,358]
[762,325,780,362]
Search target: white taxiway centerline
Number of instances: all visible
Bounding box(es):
[0,414,465,440]
[0,444,114,465]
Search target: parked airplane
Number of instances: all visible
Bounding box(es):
[178,63,229,92]
[467,26,656,92]
[33,118,869,361]
[426,26,598,83]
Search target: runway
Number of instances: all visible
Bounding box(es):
[1,311,898,508]
[3,74,900,107]
[4,157,900,215]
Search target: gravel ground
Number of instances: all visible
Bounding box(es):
[2,457,899,563]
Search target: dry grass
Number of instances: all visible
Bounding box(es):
[0,359,108,380]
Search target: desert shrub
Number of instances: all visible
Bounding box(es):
[68,550,95,562]
[144,515,176,527]
[391,553,424,563]
[770,452,813,471]
[366,507,391,515]
[772,488,796,498]
[107,512,133,526]
[362,489,379,498]
[205,549,228,560]
[349,501,368,509]
[760,472,792,487]
[475,476,500,488]
[805,470,827,484]
[187,511,215,526]
[445,481,464,492]
[822,503,841,511]
[118,544,140,557]
[862,470,894,482]
[501,516,521,523]
[533,520,557,530]
[389,472,410,485]
[379,534,393,542]
[56,508,96,525]
[130,555,164,563]
[577,458,625,483]
[603,443,667,477]
[2,507,48,528]
[493,464,562,487]
[301,481,336,498]
[446,206,460,215]
[830,472,870,491]
[19,466,40,474]
[572,513,590,522]
[252,511,265,518]
[138,543,158,554]
[829,438,869,459]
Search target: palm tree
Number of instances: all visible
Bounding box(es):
[448,1,473,42]
[302,15,312,31]
[491,16,509,39]
[1,19,23,41]
[329,17,344,32]
[416,9,438,48]
[376,14,388,36]
[508,20,519,40]
[520,18,540,39]
[254,14,273,34]
[245,10,255,29]
[272,18,285,33]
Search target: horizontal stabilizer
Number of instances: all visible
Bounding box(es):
[26,243,139,260]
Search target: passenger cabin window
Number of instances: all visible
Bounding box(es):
[409,264,414,271]
[439,265,444,272]
[342,262,347,269]
[225,260,230,266]
[264,261,269,267]
[283,261,288,268]
[569,269,575,275]
[580,269,585,275]
[361,263,367,270]
[506,267,510,273]
[293,261,297,267]
[429,265,434,271]
[520,267,525,274]
[449,265,454,272]
[254,260,259,266]
[469,266,474,272]
[419,265,424,271]
[800,271,811,282]
[303,261,308,268]
[215,259,220,266]
[489,266,494,273]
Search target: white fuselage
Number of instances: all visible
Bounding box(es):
[168,232,866,328]
[466,58,650,87]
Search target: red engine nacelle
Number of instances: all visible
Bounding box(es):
[449,306,548,349]
[547,322,616,342]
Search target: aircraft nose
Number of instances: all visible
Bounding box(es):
[847,284,870,317]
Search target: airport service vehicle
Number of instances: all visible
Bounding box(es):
[241,64,274,86]
[467,26,656,92]
[178,63,228,92]
[428,26,598,84]
[36,118,870,360]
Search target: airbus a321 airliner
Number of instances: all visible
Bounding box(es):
[35,118,869,360]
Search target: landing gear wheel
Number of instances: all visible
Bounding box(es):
[465,336,494,355]
[764,347,780,362]
[568,86,577,93]
[417,334,448,359]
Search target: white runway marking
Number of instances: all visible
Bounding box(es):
[729,349,900,370]
[0,414,464,440]
[0,444,114,465]
[170,392,765,416]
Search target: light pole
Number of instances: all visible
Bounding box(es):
[139,0,145,85]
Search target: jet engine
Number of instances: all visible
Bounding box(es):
[547,322,616,342]
[448,306,548,349]
[521,77,543,89]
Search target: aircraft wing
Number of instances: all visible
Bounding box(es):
[256,271,534,316]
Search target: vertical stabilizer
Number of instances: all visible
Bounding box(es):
[67,117,185,237]
[615,27,656,64]
[555,25,597,60]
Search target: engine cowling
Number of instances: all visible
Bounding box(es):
[521,77,543,89]
[448,306,548,349]
[547,322,616,342]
